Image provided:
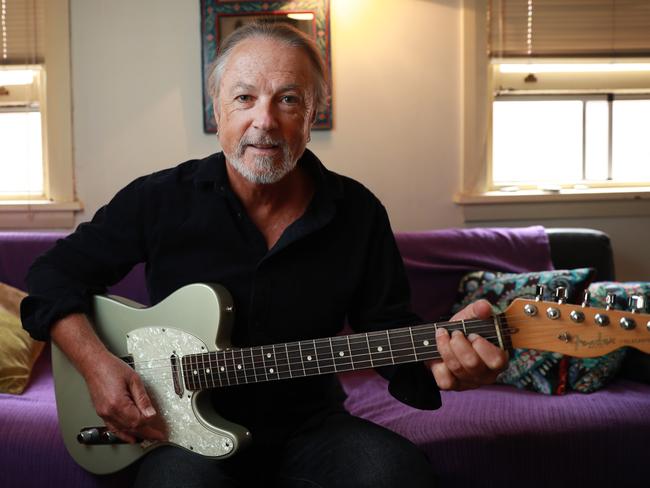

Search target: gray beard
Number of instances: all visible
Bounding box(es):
[227,135,296,185]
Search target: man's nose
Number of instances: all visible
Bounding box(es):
[252,99,279,131]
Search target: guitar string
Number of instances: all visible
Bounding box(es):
[134,324,534,384]
[124,309,625,375]
[134,334,507,385]
[131,324,509,378]
[123,318,502,370]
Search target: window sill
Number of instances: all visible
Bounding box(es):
[0,200,83,228]
[454,187,650,221]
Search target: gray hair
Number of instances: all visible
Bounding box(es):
[207,21,329,114]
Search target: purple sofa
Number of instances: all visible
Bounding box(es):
[1,228,648,487]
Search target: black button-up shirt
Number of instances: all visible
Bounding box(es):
[22,150,439,441]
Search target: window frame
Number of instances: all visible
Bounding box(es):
[0,0,81,228]
[456,0,650,222]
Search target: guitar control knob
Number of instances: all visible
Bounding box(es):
[606,293,617,310]
[555,287,568,304]
[620,317,636,330]
[570,310,585,323]
[594,313,610,327]
[628,295,646,313]
[535,285,545,301]
[581,290,591,308]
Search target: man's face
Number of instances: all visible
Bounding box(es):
[214,37,316,184]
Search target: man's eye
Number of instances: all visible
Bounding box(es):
[236,95,252,102]
[281,95,300,104]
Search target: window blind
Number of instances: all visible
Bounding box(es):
[489,0,650,58]
[1,0,44,64]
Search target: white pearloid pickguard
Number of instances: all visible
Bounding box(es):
[127,327,235,457]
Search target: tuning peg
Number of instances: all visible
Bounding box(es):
[581,290,591,308]
[606,292,617,310]
[535,285,545,301]
[554,286,568,304]
[628,295,646,314]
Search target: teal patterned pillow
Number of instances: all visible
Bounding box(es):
[585,282,650,387]
[452,268,627,395]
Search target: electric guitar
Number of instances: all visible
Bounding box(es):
[52,283,650,474]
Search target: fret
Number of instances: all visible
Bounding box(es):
[315,338,335,373]
[196,353,205,390]
[229,350,242,385]
[346,336,355,370]
[348,334,372,369]
[411,325,438,361]
[286,342,306,378]
[239,349,249,384]
[364,333,374,367]
[211,352,223,387]
[261,345,277,380]
[182,356,194,390]
[300,340,319,376]
[202,353,215,388]
[408,327,418,361]
[242,348,257,384]
[367,331,393,366]
[251,346,268,382]
[273,344,291,380]
[330,336,353,372]
[387,329,417,364]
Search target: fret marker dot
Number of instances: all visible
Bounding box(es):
[237,364,242,370]
[206,369,211,374]
[220,366,225,372]
[423,340,430,346]
[339,351,345,357]
[193,370,198,375]
[307,355,312,361]
[269,368,275,373]
[377,346,383,352]
[267,353,272,358]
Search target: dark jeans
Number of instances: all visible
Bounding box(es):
[133,411,436,488]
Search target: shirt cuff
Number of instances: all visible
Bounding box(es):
[20,293,92,342]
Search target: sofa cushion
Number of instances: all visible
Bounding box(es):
[452,268,626,395]
[0,282,45,394]
[587,281,650,385]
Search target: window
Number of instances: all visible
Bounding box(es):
[457,0,650,204]
[0,0,78,228]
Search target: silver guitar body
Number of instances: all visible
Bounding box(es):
[52,283,251,474]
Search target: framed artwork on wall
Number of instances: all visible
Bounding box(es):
[200,0,332,133]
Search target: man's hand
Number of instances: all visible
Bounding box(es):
[83,350,167,443]
[51,313,166,443]
[426,300,508,391]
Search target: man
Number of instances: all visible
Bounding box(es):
[22,22,506,487]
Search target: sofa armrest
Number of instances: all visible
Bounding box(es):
[546,228,615,281]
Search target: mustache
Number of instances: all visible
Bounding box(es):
[237,134,287,151]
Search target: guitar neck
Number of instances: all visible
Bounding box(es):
[180,316,511,391]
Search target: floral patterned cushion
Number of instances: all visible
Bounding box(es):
[452,268,627,394]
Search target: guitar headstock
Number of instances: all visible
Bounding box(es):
[503,298,650,357]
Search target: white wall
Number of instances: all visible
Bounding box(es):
[70,0,463,231]
[70,0,649,281]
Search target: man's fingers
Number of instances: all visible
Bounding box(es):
[468,333,509,372]
[450,299,493,321]
[129,375,157,418]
